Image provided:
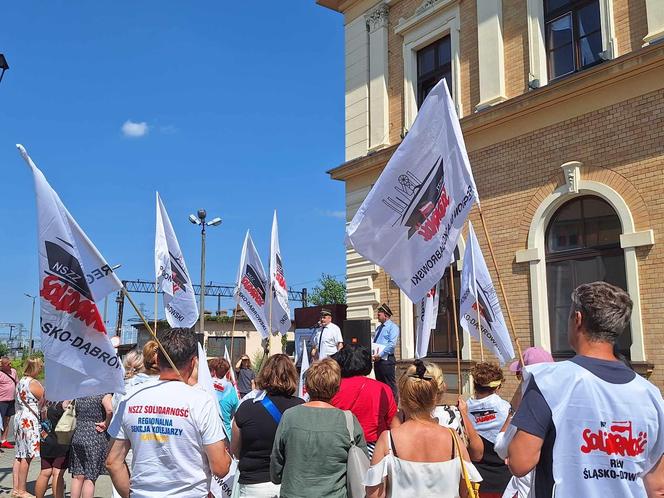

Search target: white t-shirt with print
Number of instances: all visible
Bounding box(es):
[109,380,226,498]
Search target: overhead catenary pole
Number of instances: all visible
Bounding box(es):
[123,288,182,380]
[477,207,525,365]
[448,266,463,395]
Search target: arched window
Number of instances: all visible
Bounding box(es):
[545,196,631,357]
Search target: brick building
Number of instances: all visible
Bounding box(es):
[317,0,664,396]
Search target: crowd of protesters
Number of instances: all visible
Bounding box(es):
[2,281,663,497]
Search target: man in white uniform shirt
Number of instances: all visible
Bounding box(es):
[310,309,343,360]
[106,328,231,498]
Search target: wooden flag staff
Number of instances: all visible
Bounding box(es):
[122,288,182,380]
[230,303,239,361]
[448,265,463,395]
[477,207,525,366]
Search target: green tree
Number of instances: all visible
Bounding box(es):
[309,274,346,306]
[0,342,9,357]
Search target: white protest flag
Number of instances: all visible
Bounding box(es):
[346,80,478,302]
[198,345,239,497]
[459,222,514,364]
[223,344,237,389]
[18,144,125,400]
[234,231,270,338]
[269,211,291,334]
[415,282,440,359]
[155,192,199,328]
[298,338,310,399]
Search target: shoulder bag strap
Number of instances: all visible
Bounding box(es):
[260,395,283,424]
[1,369,17,385]
[343,410,357,446]
[17,379,40,420]
[448,427,478,498]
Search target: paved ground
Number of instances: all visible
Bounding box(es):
[0,442,113,497]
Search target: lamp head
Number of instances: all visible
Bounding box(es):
[207,217,222,227]
[189,214,201,225]
[197,209,207,221]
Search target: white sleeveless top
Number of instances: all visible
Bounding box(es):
[528,360,664,497]
[364,430,482,497]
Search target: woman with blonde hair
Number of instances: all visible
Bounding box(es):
[271,358,367,498]
[365,359,482,498]
[13,357,44,498]
[231,354,304,497]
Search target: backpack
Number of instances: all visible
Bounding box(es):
[343,410,370,498]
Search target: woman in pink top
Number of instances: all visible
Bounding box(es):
[330,345,399,458]
[0,356,18,448]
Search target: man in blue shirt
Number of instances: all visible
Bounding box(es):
[372,303,399,399]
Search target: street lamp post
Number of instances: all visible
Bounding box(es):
[189,210,222,337]
[24,293,36,355]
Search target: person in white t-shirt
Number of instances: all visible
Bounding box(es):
[106,328,231,498]
[310,309,343,360]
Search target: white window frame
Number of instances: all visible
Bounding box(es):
[395,0,461,132]
[526,0,617,88]
[516,167,653,362]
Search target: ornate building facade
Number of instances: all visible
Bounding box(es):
[318,0,664,394]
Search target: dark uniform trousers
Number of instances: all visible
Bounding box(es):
[374,354,397,401]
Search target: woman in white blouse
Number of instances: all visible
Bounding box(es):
[365,360,482,498]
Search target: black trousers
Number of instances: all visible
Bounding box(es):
[374,355,397,400]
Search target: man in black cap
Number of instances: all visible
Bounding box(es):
[372,303,399,398]
[310,309,344,360]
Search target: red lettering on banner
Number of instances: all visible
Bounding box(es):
[580,421,647,457]
[241,275,265,306]
[416,188,451,241]
[40,275,106,333]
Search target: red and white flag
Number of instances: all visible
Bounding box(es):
[415,282,440,359]
[269,211,291,334]
[234,231,270,339]
[155,192,199,328]
[18,144,125,400]
[346,80,478,302]
[298,338,310,399]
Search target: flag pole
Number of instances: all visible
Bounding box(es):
[477,207,525,365]
[230,303,239,361]
[154,277,158,337]
[123,288,182,380]
[448,265,463,395]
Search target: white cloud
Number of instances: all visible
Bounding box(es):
[121,120,149,138]
[320,210,346,219]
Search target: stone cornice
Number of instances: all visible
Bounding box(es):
[327,43,664,182]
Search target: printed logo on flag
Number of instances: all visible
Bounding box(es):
[41,239,112,333]
[159,251,189,294]
[242,265,266,306]
[274,253,287,290]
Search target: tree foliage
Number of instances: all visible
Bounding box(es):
[0,342,9,357]
[309,273,346,306]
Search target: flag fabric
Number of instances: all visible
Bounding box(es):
[155,192,199,328]
[269,211,291,334]
[298,339,310,399]
[415,282,440,359]
[345,79,478,302]
[18,144,125,400]
[199,346,239,497]
[459,222,515,364]
[223,344,237,389]
[234,231,270,339]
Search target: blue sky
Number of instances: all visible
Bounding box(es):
[0,2,346,338]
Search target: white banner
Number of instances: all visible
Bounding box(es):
[459,222,514,364]
[415,282,440,359]
[223,344,237,390]
[155,192,199,328]
[198,343,238,498]
[298,338,310,399]
[234,231,270,338]
[18,144,125,400]
[269,211,291,334]
[346,79,478,302]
